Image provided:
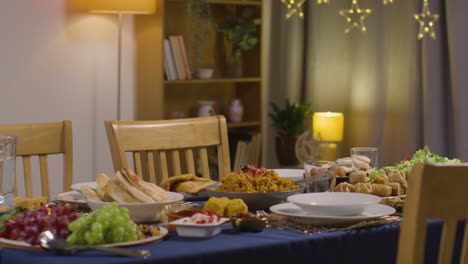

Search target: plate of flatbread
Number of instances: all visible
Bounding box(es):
[160,174,217,201]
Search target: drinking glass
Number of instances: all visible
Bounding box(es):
[0,135,16,213]
[303,161,335,192]
[350,147,378,171]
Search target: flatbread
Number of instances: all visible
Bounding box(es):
[121,168,171,202]
[160,174,216,193]
[173,180,216,194]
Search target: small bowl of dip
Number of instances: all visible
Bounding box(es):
[169,211,229,238]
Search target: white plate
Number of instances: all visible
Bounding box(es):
[269,203,395,224]
[54,191,88,208]
[273,169,304,182]
[70,182,97,193]
[287,192,381,216]
[0,227,168,251]
[169,217,230,238]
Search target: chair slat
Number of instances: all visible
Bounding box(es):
[133,152,143,178]
[159,151,169,182]
[39,155,50,198]
[199,148,210,179]
[63,120,73,192]
[184,149,195,175]
[22,156,33,197]
[438,220,457,264]
[147,151,157,184]
[171,150,181,175]
[460,222,468,264]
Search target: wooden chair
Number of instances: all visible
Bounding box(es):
[0,120,73,198]
[105,115,231,184]
[397,163,468,264]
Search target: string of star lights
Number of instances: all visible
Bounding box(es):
[317,0,330,5]
[280,0,439,40]
[339,0,372,33]
[281,0,306,19]
[414,0,439,40]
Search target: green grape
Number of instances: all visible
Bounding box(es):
[67,202,138,245]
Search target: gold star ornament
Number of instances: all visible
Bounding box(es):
[414,0,439,40]
[339,0,372,34]
[281,0,306,19]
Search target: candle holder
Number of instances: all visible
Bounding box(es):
[312,112,344,161]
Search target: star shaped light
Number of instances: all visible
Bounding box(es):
[383,0,395,5]
[414,0,439,40]
[317,0,330,5]
[339,0,372,34]
[281,0,306,19]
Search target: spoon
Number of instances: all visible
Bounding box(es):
[39,231,150,258]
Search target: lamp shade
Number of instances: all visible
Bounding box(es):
[312,112,344,142]
[88,0,156,14]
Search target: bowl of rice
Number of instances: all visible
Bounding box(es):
[206,165,304,211]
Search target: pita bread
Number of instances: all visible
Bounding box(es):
[96,173,112,202]
[114,171,155,203]
[81,185,102,202]
[173,180,216,194]
[160,174,217,193]
[121,168,172,202]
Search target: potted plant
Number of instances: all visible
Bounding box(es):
[218,7,261,77]
[187,0,213,78]
[269,99,312,166]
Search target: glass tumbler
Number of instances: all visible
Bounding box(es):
[304,161,335,192]
[0,135,15,213]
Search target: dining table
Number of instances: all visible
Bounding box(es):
[0,207,464,264]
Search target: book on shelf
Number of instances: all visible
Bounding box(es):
[229,131,262,170]
[163,38,178,80]
[176,35,192,80]
[167,35,192,80]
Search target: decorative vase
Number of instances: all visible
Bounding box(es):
[275,135,300,166]
[197,100,215,117]
[226,55,243,77]
[228,99,244,123]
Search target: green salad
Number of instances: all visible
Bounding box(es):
[383,146,462,176]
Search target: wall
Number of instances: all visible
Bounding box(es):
[0,0,136,196]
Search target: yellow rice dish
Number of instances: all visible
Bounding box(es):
[217,165,300,193]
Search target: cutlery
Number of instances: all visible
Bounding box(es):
[39,231,150,258]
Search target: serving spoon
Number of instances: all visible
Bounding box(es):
[39,231,150,258]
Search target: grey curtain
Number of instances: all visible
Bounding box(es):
[264,0,468,168]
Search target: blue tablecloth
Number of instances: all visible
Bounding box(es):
[0,220,464,264]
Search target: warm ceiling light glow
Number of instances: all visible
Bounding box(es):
[88,0,156,14]
[312,112,344,142]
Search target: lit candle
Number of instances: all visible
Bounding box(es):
[312,112,344,142]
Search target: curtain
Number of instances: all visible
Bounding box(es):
[264,0,468,168]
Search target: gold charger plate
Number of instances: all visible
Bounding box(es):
[0,226,168,251]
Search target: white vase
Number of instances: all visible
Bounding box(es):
[228,99,243,123]
[197,100,215,117]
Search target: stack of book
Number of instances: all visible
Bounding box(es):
[163,35,191,80]
[229,131,262,171]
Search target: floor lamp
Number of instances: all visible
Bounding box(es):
[88,0,156,120]
[312,112,344,161]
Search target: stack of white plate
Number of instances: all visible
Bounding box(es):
[270,192,395,224]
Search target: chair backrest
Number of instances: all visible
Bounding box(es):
[105,115,231,184]
[397,162,468,264]
[0,120,73,198]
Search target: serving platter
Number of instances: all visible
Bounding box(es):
[269,203,395,224]
[54,191,89,209]
[70,182,97,193]
[0,226,168,251]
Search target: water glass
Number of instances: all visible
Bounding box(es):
[304,161,335,192]
[350,147,378,171]
[0,135,15,213]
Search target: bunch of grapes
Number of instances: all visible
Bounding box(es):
[66,202,137,245]
[0,205,78,245]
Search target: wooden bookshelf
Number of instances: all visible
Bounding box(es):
[135,0,263,165]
